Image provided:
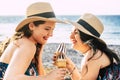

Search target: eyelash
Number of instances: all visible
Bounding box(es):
[74,29,79,34]
[74,32,78,34]
[45,28,50,30]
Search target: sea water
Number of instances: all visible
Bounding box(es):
[0,15,120,45]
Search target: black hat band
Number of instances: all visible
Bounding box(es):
[28,12,56,18]
[77,19,100,37]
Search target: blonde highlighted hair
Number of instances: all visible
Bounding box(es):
[0,32,24,56]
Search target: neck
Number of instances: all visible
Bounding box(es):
[81,44,91,54]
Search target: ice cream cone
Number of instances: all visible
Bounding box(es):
[56,59,66,68]
[54,43,67,68]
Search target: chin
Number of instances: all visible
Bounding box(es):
[71,44,74,48]
[72,44,77,50]
[39,41,47,45]
[42,42,47,45]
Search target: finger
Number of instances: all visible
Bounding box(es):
[59,68,66,71]
[61,76,65,80]
[52,62,57,65]
[59,69,67,75]
[53,55,57,58]
[52,58,57,61]
[53,55,58,59]
[61,72,66,75]
[54,53,59,56]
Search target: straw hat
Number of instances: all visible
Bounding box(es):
[15,2,64,31]
[68,13,105,43]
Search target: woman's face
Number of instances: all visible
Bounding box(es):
[29,21,55,44]
[70,27,89,53]
[70,28,82,50]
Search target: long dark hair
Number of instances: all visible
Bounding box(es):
[78,30,120,75]
[0,20,46,70]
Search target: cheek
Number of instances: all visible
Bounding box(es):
[74,35,83,49]
[36,29,46,36]
[75,35,82,44]
[33,30,44,40]
[70,34,73,40]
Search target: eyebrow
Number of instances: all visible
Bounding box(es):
[74,28,78,31]
[46,26,54,30]
[45,26,51,28]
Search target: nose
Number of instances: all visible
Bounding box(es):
[48,30,53,37]
[70,32,74,39]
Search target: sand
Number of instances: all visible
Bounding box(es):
[42,43,120,71]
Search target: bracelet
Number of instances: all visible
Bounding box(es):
[69,67,76,75]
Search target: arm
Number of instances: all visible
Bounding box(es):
[79,60,101,80]
[38,51,45,75]
[79,51,111,80]
[65,57,80,80]
[52,54,81,79]
[3,41,66,80]
[66,57,101,80]
[3,41,40,80]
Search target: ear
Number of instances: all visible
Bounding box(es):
[28,22,35,30]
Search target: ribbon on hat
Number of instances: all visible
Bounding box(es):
[77,19,100,37]
[28,12,56,18]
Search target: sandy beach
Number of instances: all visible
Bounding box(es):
[42,43,120,72]
[0,41,119,73]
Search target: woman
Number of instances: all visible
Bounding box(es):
[0,2,66,80]
[54,13,120,80]
[66,13,120,80]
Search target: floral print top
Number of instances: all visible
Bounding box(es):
[0,62,39,79]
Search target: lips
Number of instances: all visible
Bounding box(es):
[43,36,49,40]
[71,39,77,44]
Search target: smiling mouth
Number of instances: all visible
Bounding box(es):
[71,39,77,44]
[43,36,49,40]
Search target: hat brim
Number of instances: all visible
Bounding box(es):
[15,16,66,31]
[67,20,106,44]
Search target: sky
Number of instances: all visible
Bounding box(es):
[0,0,120,15]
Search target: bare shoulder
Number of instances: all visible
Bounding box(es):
[9,38,37,64]
[2,38,37,77]
[18,38,36,48]
[80,51,110,79]
[93,50,111,68]
[86,50,110,70]
[13,38,37,59]
[0,38,36,64]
